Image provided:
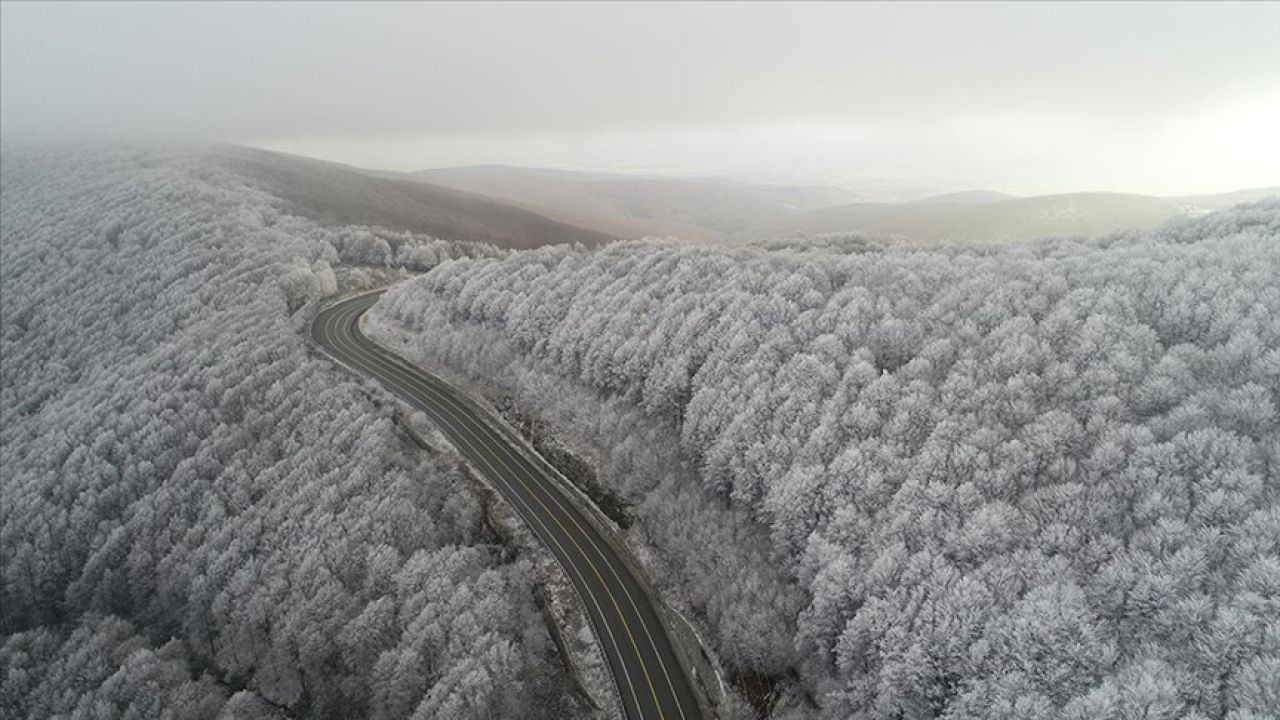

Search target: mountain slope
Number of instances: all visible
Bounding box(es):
[0,144,575,718]
[215,147,619,250]
[371,201,1280,719]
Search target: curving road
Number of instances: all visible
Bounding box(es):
[313,291,704,720]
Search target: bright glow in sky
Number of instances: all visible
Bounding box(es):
[3,2,1277,196]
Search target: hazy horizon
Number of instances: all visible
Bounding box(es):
[3,2,1277,197]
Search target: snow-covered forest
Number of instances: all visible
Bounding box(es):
[373,203,1280,719]
[0,146,573,719]
[4,141,1277,720]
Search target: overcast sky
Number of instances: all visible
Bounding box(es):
[3,2,1277,196]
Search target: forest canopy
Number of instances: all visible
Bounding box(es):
[373,201,1280,719]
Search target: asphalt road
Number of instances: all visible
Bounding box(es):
[313,291,704,720]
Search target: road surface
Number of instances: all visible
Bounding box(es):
[313,291,704,720]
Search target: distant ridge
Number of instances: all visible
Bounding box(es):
[411,164,862,240]
[906,190,1015,206]
[417,163,656,182]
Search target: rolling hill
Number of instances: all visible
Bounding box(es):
[411,165,861,240]
[740,192,1188,244]
[1166,187,1279,214]
[223,148,1272,248]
